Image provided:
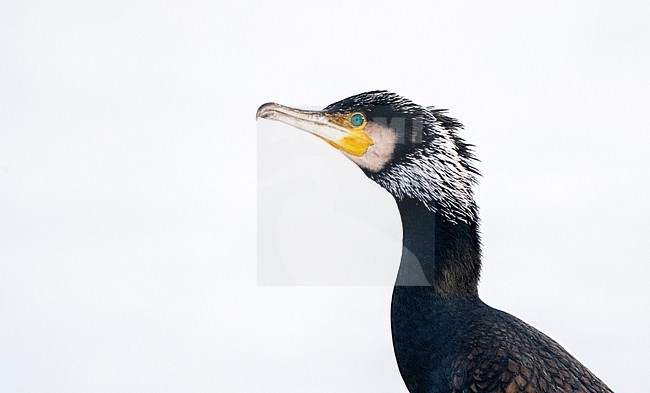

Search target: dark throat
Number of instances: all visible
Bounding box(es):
[394,197,481,297]
[390,198,483,390]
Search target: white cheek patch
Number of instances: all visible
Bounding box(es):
[344,122,397,172]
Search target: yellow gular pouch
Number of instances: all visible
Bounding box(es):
[324,113,374,157]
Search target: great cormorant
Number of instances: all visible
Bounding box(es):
[256,91,613,393]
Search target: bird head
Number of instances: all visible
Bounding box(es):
[257,90,479,223]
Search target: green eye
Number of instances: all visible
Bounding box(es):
[350,113,365,127]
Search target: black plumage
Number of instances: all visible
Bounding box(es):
[257,91,613,393]
[392,198,611,393]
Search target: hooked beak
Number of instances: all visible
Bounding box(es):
[256,103,373,157]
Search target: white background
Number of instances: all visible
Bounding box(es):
[1,1,649,392]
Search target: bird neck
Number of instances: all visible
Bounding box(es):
[394,197,481,298]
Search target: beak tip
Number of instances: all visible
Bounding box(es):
[256,102,278,120]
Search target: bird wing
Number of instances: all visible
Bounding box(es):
[448,310,613,393]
